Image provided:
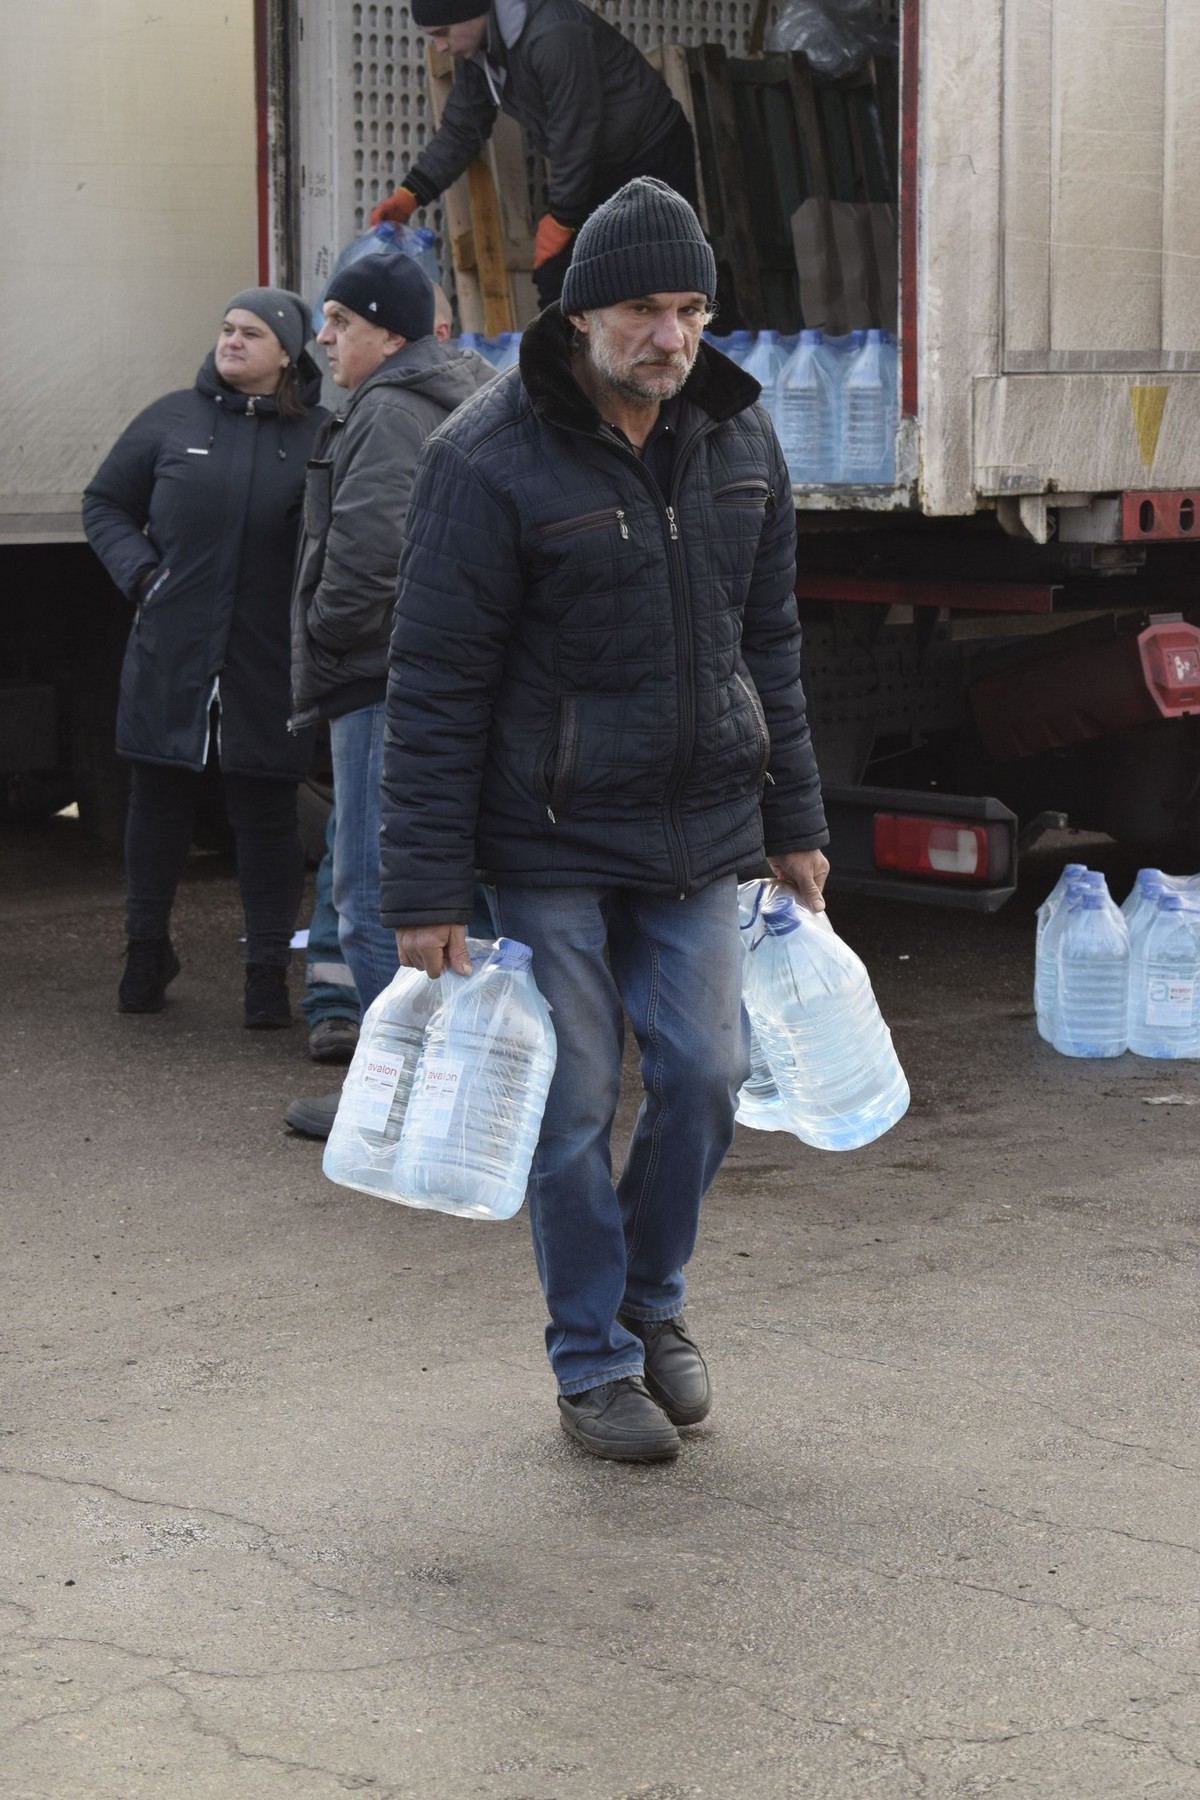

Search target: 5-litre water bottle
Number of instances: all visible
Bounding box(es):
[840,328,898,484]
[322,963,446,1200]
[1051,891,1129,1057]
[490,331,522,373]
[1127,892,1200,1058]
[398,938,557,1219]
[311,223,442,330]
[706,329,754,366]
[776,329,839,484]
[1034,862,1088,1039]
[734,881,784,1129]
[742,330,789,415]
[742,894,909,1150]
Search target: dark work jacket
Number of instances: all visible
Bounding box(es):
[404,0,683,228]
[378,305,828,928]
[82,352,326,778]
[289,338,495,730]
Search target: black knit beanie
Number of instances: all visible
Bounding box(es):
[323,253,435,341]
[560,178,716,316]
[411,0,487,25]
[224,287,310,363]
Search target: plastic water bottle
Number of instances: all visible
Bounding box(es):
[398,938,557,1219]
[1051,892,1129,1057]
[705,329,754,366]
[1121,868,1166,933]
[742,330,789,416]
[322,964,445,1200]
[734,881,784,1130]
[840,328,898,484]
[311,223,441,330]
[742,894,909,1150]
[776,329,839,484]
[1127,892,1200,1058]
[1034,862,1088,1039]
[490,331,522,373]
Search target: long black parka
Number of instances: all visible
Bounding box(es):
[82,352,327,779]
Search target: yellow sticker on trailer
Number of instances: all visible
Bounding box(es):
[1130,385,1168,471]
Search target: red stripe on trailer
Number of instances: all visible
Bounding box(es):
[795,575,1055,613]
[254,0,271,284]
[899,0,920,419]
[1121,490,1200,540]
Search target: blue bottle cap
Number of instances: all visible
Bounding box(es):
[1062,863,1087,877]
[800,328,824,343]
[1158,892,1183,911]
[1081,892,1105,910]
[761,896,803,936]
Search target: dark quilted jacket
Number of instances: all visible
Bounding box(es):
[378,305,827,927]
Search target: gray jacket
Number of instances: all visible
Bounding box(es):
[289,336,493,727]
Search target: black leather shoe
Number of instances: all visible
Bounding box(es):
[557,1376,681,1462]
[617,1313,711,1427]
[308,1016,359,1064]
[118,937,181,1013]
[245,962,292,1029]
[284,1092,341,1139]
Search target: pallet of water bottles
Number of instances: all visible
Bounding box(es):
[1035,865,1200,1059]
[704,325,898,487]
[456,330,523,373]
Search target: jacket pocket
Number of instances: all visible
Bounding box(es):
[736,671,771,781]
[714,480,773,511]
[303,458,334,540]
[135,564,171,624]
[539,696,580,818]
[535,507,630,544]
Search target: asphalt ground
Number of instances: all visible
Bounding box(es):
[2,818,1198,1799]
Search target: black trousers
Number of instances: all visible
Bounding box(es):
[124,760,304,967]
[534,114,701,309]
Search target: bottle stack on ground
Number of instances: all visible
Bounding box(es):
[1034,865,1200,1058]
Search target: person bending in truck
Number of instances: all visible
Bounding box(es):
[378,181,829,1461]
[370,0,698,308]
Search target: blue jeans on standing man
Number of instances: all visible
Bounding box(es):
[329,702,399,1013]
[486,877,750,1396]
[301,803,361,1029]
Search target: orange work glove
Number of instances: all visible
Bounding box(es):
[369,185,420,229]
[533,214,575,268]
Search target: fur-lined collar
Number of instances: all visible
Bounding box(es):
[517,304,763,436]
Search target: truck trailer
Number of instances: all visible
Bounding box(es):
[3,0,1198,904]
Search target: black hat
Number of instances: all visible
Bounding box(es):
[560,178,716,316]
[224,287,310,363]
[411,0,488,25]
[323,253,435,342]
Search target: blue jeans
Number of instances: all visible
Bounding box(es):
[329,703,399,1013]
[487,879,750,1395]
[301,804,361,1028]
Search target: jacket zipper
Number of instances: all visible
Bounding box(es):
[544,694,579,824]
[736,671,771,780]
[714,479,773,509]
[560,416,719,897]
[538,506,629,543]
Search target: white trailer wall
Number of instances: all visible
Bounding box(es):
[0,1,258,541]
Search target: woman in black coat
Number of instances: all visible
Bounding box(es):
[83,288,328,1025]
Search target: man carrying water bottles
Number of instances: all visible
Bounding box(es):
[379,179,829,1462]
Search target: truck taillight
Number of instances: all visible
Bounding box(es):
[873,814,989,880]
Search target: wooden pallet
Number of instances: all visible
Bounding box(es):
[425,46,537,333]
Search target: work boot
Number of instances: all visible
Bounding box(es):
[284,1092,341,1138]
[557,1376,681,1462]
[244,962,292,1030]
[617,1312,711,1427]
[118,937,181,1014]
[308,1016,359,1065]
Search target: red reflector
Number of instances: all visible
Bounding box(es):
[874,814,988,880]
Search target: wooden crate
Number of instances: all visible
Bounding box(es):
[425,46,537,333]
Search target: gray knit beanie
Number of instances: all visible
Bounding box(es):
[560,178,716,316]
[224,287,310,363]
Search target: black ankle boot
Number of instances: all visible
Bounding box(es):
[244,962,292,1030]
[118,937,181,1014]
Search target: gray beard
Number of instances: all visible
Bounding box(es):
[584,320,698,406]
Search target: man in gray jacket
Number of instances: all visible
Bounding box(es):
[287,254,492,1136]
